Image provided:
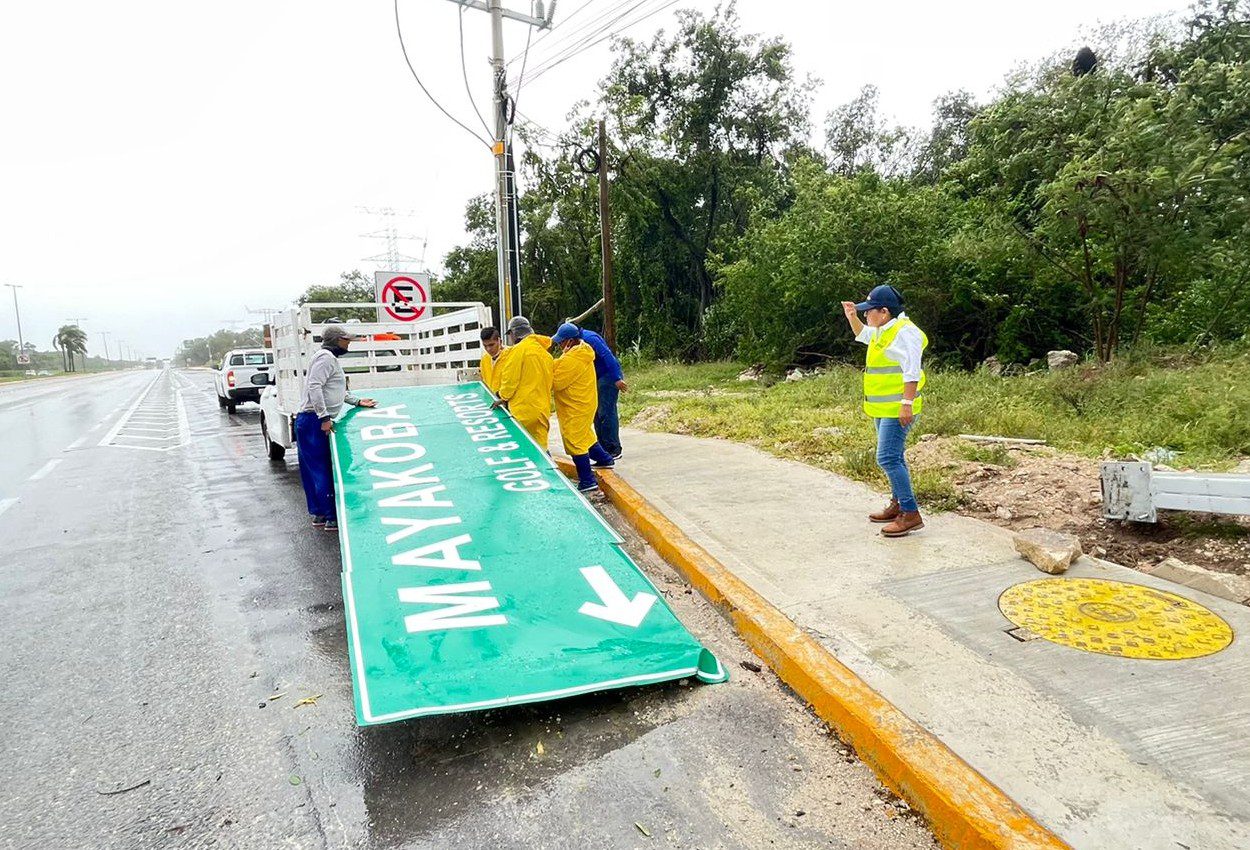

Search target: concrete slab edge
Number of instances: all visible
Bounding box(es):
[561,460,1070,850]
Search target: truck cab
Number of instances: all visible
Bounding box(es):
[214,348,274,413]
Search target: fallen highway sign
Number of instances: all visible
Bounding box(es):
[331,382,726,725]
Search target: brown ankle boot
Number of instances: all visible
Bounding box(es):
[869,499,901,523]
[881,511,924,538]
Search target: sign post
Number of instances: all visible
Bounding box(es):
[330,382,726,725]
[373,271,431,323]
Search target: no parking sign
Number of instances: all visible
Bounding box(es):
[373,271,430,322]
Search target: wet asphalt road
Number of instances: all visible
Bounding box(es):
[0,369,936,850]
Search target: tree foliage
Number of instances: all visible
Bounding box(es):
[437,0,1250,367]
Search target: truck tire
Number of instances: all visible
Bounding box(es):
[217,393,227,409]
[227,400,238,414]
[262,415,286,461]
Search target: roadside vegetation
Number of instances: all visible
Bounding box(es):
[618,346,1250,508]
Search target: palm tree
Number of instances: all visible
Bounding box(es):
[53,325,88,372]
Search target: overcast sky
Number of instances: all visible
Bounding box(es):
[0,0,1188,359]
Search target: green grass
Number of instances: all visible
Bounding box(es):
[619,348,1250,507]
[954,442,1018,468]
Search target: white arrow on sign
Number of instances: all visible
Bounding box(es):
[578,565,657,628]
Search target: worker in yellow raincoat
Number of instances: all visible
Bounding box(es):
[493,316,554,449]
[551,322,616,492]
[478,326,508,394]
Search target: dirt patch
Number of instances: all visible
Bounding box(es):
[909,437,1250,579]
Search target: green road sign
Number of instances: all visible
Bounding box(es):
[330,382,726,725]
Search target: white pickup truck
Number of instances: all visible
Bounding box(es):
[214,348,274,413]
[255,301,490,460]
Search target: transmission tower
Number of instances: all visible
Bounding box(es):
[358,207,428,272]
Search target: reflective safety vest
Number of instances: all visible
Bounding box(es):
[863,318,928,418]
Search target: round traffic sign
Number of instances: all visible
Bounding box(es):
[380,276,428,322]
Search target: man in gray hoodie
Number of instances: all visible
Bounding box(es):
[296,325,376,533]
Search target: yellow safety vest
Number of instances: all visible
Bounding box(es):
[863,318,928,418]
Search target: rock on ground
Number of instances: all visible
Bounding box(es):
[1047,350,1080,371]
[1013,527,1083,574]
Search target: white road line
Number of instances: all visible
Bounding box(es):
[28,458,63,481]
[0,498,16,518]
[65,435,89,451]
[98,374,162,447]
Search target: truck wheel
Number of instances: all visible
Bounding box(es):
[262,416,286,460]
[217,393,227,409]
[227,400,237,414]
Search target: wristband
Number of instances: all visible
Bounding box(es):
[900,400,913,407]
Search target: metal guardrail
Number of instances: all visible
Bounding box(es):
[1100,461,1250,523]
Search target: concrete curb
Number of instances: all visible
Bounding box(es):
[559,459,1070,850]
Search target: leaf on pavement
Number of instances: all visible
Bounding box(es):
[635,822,651,837]
[293,694,324,708]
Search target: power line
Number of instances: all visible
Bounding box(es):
[515,0,638,70]
[508,0,606,65]
[507,23,535,148]
[395,0,492,149]
[524,0,665,80]
[526,0,678,84]
[460,5,493,138]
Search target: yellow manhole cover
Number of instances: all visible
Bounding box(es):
[998,578,1233,660]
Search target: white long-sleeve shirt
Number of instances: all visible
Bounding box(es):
[855,312,924,382]
[300,347,359,419]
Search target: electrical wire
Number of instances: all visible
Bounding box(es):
[524,0,666,80]
[515,0,638,70]
[506,23,535,148]
[460,5,493,138]
[508,0,607,65]
[395,0,492,149]
[526,0,678,84]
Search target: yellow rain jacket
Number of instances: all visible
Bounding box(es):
[479,347,509,394]
[497,334,553,448]
[552,342,598,456]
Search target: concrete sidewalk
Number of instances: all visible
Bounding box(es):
[602,428,1250,850]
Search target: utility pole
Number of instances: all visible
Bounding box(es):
[597,119,615,349]
[4,284,24,355]
[445,0,554,327]
[99,331,111,363]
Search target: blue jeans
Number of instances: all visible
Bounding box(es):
[295,411,336,520]
[875,416,918,513]
[594,375,621,456]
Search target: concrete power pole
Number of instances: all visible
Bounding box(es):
[4,284,24,354]
[448,0,554,327]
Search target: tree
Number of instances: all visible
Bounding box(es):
[956,5,1250,360]
[53,325,87,372]
[298,270,377,323]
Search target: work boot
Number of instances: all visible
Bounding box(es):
[881,511,924,538]
[869,499,901,523]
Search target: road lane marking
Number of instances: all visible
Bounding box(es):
[65,435,89,451]
[98,374,162,447]
[28,459,63,481]
[0,498,16,518]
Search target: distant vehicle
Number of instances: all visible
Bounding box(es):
[214,348,274,414]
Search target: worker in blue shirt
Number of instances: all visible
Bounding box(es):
[550,323,626,459]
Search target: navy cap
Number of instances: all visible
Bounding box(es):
[854,285,904,313]
[551,322,582,344]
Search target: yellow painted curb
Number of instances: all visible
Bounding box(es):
[559,459,1070,850]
